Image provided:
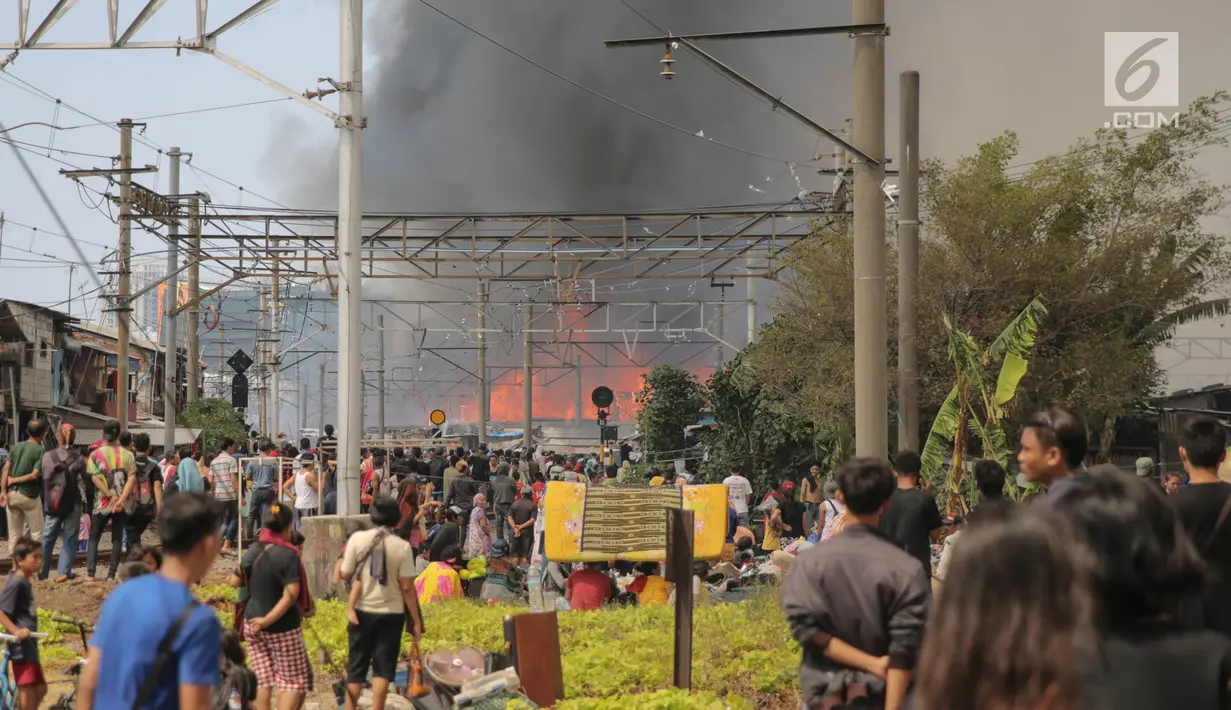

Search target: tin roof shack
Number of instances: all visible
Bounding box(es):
[0,300,76,444]
[1156,384,1231,472]
[60,322,194,426]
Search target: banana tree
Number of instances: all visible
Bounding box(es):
[921,297,1048,513]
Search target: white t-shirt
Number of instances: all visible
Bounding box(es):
[723,475,753,515]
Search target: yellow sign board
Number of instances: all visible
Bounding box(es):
[429,409,447,426]
[543,482,728,562]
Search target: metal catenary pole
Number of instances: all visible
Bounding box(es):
[377,314,386,443]
[897,71,920,452]
[258,287,268,435]
[319,361,326,433]
[270,238,281,437]
[335,0,367,515]
[116,119,133,431]
[477,280,488,446]
[852,0,888,457]
[163,146,181,453]
[522,304,533,450]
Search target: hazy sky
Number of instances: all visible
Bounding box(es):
[2,0,1230,401]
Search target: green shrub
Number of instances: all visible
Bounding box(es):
[299,593,799,707]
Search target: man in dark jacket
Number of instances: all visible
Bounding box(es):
[489,463,518,542]
[427,448,446,488]
[446,466,480,535]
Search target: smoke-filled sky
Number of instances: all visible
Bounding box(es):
[3,0,1228,432]
[264,0,1231,425]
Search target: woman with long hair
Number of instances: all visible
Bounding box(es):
[915,508,1095,710]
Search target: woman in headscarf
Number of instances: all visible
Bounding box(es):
[415,544,464,604]
[464,492,492,560]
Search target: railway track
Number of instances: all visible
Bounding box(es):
[0,542,162,575]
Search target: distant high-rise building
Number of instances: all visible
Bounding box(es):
[97,256,167,343]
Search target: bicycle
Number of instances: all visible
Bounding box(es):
[44,615,92,710]
[0,630,48,710]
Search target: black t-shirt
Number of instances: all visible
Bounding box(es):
[878,487,942,574]
[779,499,806,537]
[1172,482,1231,635]
[1081,619,1231,710]
[241,543,302,633]
[0,573,37,662]
[966,497,1013,527]
[510,498,537,527]
[469,455,491,482]
[390,456,414,479]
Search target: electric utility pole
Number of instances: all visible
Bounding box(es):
[116,119,134,431]
[185,196,201,403]
[163,146,181,451]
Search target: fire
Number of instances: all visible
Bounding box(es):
[484,366,647,423]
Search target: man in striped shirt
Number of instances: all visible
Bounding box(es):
[209,438,240,553]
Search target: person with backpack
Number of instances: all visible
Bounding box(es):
[125,433,164,557]
[39,423,86,581]
[214,629,256,710]
[78,492,224,710]
[85,420,137,581]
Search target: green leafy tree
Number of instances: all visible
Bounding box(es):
[922,297,1046,512]
[749,93,1231,452]
[635,365,706,459]
[180,397,248,452]
[700,352,817,490]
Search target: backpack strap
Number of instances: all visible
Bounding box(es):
[132,601,199,710]
[1205,488,1231,550]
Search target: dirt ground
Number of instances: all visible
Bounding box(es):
[31,557,343,709]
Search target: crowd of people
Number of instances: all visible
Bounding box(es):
[782,408,1231,709]
[6,406,1231,709]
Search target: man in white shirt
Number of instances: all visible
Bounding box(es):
[723,465,753,528]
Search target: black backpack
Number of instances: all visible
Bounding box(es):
[43,448,80,517]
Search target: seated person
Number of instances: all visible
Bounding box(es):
[626,562,671,606]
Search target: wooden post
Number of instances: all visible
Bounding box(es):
[666,507,695,690]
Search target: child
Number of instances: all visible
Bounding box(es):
[0,537,46,710]
[117,561,152,582]
[214,629,257,710]
[125,543,163,573]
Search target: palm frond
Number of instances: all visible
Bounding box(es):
[1133,298,1231,347]
[987,297,1048,363]
[993,352,1030,408]
[921,385,961,481]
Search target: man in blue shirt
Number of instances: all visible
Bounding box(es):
[79,491,224,710]
[244,441,280,539]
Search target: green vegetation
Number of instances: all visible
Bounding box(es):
[744,93,1231,467]
[180,397,249,451]
[299,594,798,708]
[921,297,1046,510]
[635,365,707,459]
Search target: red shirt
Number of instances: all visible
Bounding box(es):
[566,567,611,611]
[532,481,546,504]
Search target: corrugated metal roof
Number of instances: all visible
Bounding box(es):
[74,427,200,450]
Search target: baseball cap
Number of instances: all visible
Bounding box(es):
[1135,457,1155,477]
[781,481,796,493]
